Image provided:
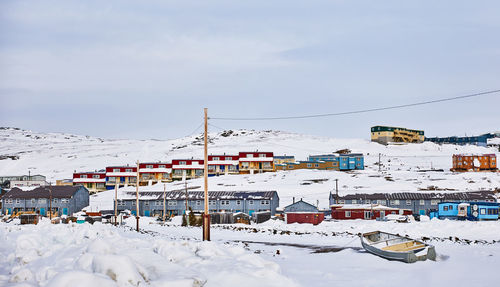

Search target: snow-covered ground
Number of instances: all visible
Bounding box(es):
[1,127,499,286]
[1,217,498,287]
[2,127,498,210]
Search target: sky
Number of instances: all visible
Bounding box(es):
[1,0,499,140]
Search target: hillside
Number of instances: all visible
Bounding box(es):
[1,127,499,209]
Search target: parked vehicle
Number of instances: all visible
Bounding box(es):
[360,231,436,263]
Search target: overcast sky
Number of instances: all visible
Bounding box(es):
[1,0,499,140]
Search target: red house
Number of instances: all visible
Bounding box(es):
[72,172,106,194]
[171,159,204,180]
[138,162,172,185]
[105,166,137,189]
[238,152,274,174]
[286,212,325,225]
[207,155,239,176]
[331,204,411,220]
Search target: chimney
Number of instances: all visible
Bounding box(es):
[293,197,295,204]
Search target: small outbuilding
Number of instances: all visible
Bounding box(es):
[284,199,324,225]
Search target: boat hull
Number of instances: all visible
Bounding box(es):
[360,231,436,263]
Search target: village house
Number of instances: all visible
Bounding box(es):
[431,202,499,221]
[1,185,89,216]
[451,154,497,172]
[0,174,48,188]
[105,166,137,189]
[371,125,424,144]
[329,191,497,215]
[308,153,364,170]
[238,152,274,174]
[331,204,412,220]
[115,190,279,217]
[207,154,239,176]
[138,162,172,185]
[171,159,204,180]
[73,171,106,193]
[273,155,295,168]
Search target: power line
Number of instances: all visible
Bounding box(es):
[209,89,500,121]
[187,122,204,137]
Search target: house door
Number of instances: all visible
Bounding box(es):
[145,210,150,217]
[40,208,46,216]
[259,163,262,170]
[7,208,11,215]
[63,208,68,215]
[364,211,372,219]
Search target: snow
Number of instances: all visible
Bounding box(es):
[1,128,499,286]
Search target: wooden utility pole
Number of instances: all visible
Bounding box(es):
[114,182,118,226]
[136,160,140,232]
[163,183,167,222]
[335,179,339,204]
[203,108,210,241]
[49,183,52,220]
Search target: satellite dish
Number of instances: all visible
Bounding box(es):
[473,205,478,211]
[473,211,478,217]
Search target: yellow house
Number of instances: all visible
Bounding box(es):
[371,126,424,144]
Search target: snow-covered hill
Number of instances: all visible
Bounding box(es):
[1,127,499,209]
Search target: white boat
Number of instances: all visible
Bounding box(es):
[360,231,436,263]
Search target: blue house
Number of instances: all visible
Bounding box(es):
[433,202,499,221]
[308,153,364,170]
[116,190,279,217]
[1,186,89,216]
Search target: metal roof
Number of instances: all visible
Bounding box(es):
[336,191,496,201]
[1,186,85,199]
[121,190,278,201]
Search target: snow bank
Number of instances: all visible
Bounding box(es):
[0,220,298,287]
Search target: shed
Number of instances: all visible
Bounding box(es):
[20,214,39,225]
[283,199,319,213]
[234,212,250,224]
[252,211,271,223]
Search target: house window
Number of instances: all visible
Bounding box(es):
[365,200,370,204]
[39,198,46,204]
[61,198,69,203]
[431,200,439,205]
[146,165,153,169]
[449,205,453,210]
[125,169,133,172]
[179,161,186,165]
[261,200,269,205]
[263,162,271,168]
[315,164,319,168]
[225,157,232,161]
[259,154,266,158]
[168,201,177,206]
[419,200,425,205]
[236,200,241,205]
[144,201,149,206]
[480,208,486,215]
[241,162,249,168]
[406,200,412,206]
[213,157,219,161]
[31,199,36,204]
[15,198,21,204]
[443,206,448,211]
[53,199,58,203]
[209,200,216,205]
[378,200,385,204]
[113,168,120,172]
[249,200,254,205]
[81,175,87,178]
[6,199,13,204]
[196,201,201,205]
[339,200,345,204]
[93,175,100,179]
[118,200,126,206]
[307,164,312,168]
[195,169,204,176]
[345,211,351,218]
[351,200,357,204]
